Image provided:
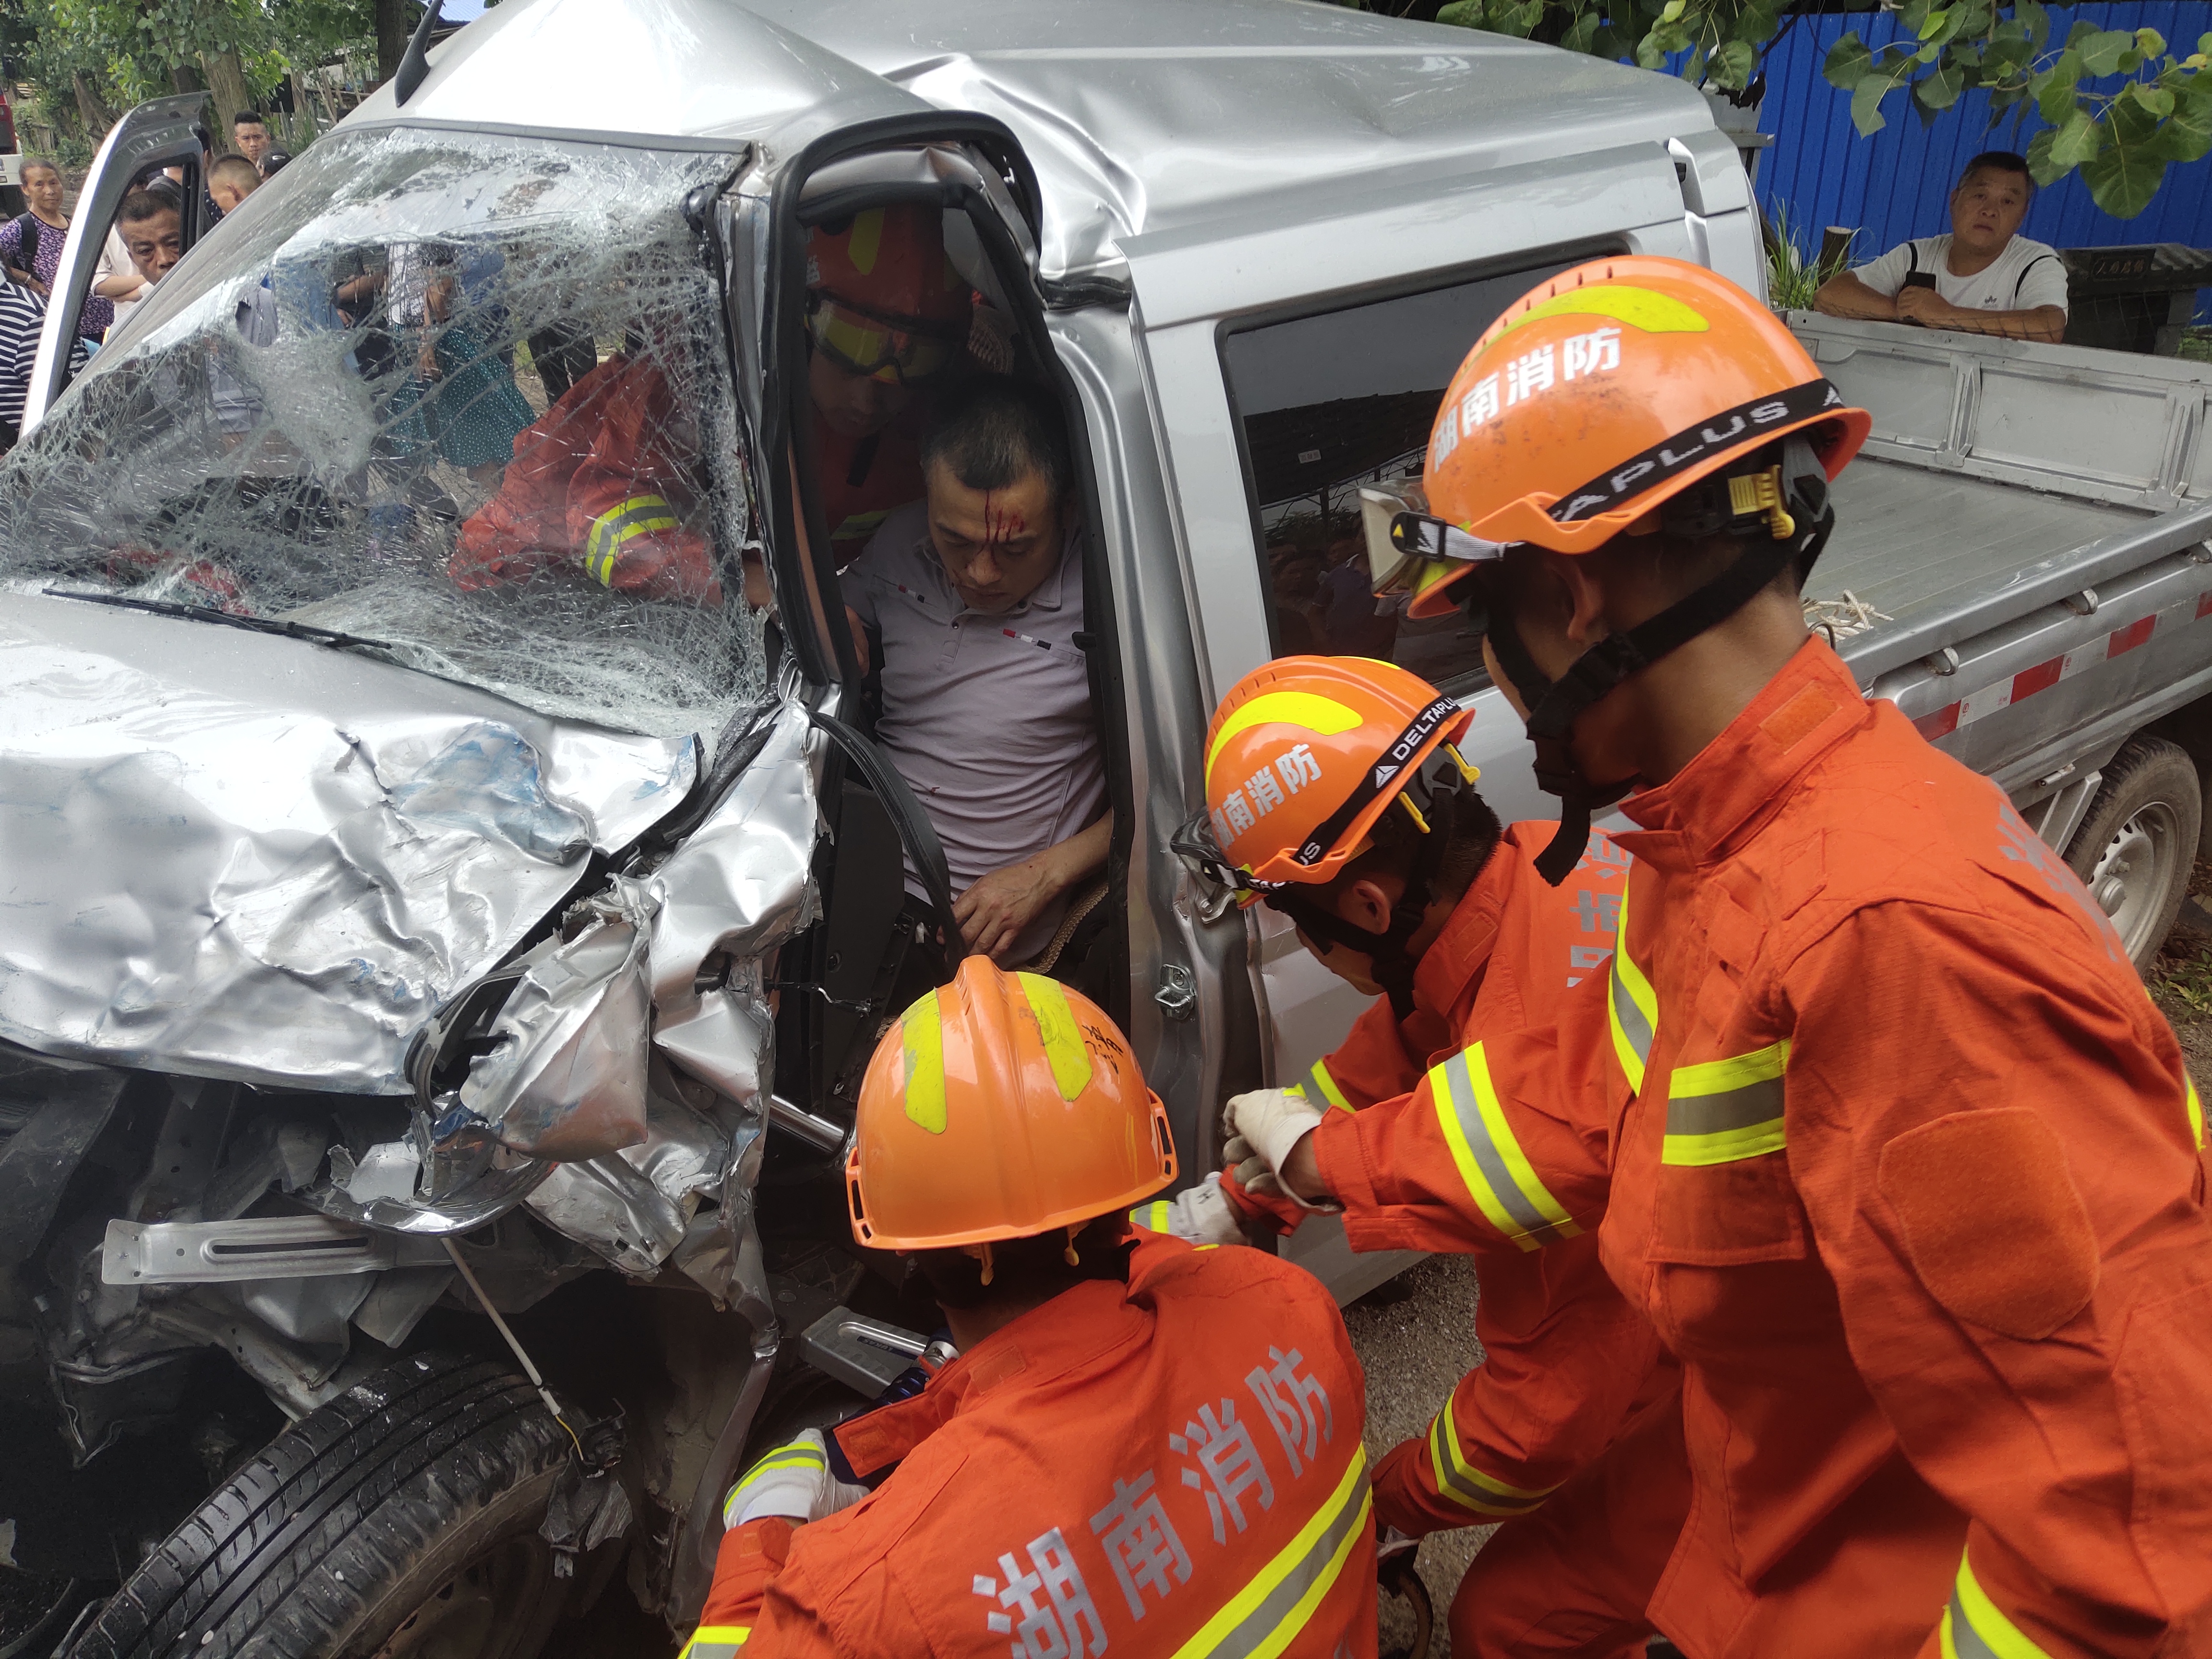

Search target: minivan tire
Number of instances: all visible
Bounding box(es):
[62,1353,572,1659]
[2064,735,2202,973]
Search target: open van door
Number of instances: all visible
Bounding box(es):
[709,116,1221,1169]
[24,92,212,435]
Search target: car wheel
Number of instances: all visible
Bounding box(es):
[62,1353,572,1659]
[2065,735,2202,974]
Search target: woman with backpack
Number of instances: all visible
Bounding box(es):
[1,158,112,339]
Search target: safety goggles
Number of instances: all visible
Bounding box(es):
[806,293,963,386]
[1170,808,1284,904]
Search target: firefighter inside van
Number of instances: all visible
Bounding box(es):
[452,204,970,601]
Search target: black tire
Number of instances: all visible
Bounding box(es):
[64,1353,572,1659]
[2064,735,2202,974]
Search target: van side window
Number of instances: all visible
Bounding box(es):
[1220,264,1572,696]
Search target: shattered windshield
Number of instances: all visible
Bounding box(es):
[0,127,764,741]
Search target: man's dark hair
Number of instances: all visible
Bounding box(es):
[920,375,1073,502]
[1958,150,2033,197]
[912,1214,1134,1311]
[117,188,180,228]
[1323,779,1503,912]
[232,110,265,128]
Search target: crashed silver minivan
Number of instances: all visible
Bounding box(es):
[0,1,1756,1651]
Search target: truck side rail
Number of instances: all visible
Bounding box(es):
[1788,310,2212,516]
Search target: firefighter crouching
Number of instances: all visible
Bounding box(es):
[683,958,1378,1658]
[1234,255,2212,1656]
[452,203,968,601]
[1151,656,1675,1657]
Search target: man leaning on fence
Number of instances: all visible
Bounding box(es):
[1814,150,2068,344]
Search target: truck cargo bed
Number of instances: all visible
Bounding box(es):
[1814,462,2152,653]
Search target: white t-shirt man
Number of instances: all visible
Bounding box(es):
[1849,234,2069,317]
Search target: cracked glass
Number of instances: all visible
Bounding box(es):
[0,127,764,744]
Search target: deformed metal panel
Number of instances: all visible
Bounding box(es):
[0,591,696,1093]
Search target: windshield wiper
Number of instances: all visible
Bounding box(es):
[42,588,398,655]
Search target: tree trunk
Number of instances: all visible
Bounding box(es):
[201,49,253,148]
[375,0,415,83]
[170,62,205,96]
[72,72,115,137]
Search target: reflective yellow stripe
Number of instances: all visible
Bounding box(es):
[1132,1199,1173,1233]
[1205,690,1363,777]
[1938,1551,2052,1659]
[1169,1447,1371,1659]
[1662,1040,1789,1166]
[1428,1402,1557,1516]
[902,989,947,1134]
[1428,1045,1580,1251]
[830,507,892,541]
[2188,1074,2204,1149]
[1608,875,1656,1093]
[1302,1059,1354,1113]
[678,1624,751,1659]
[740,1445,826,1480]
[1016,972,1094,1101]
[584,494,679,585]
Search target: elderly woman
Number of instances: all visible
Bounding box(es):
[0,158,112,339]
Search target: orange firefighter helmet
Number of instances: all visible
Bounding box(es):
[1196,655,1475,893]
[806,204,971,386]
[1394,255,1872,619]
[846,958,1176,1251]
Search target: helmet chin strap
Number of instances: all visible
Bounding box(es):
[1265,783,1463,1020]
[1481,437,1837,886]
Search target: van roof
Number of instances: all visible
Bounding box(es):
[357,0,1712,281]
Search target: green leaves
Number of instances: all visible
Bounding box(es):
[2082,86,2169,216]
[1824,31,1874,89]
[1431,0,2212,219]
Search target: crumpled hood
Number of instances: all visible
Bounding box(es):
[0,590,698,1093]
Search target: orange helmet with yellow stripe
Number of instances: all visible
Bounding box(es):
[846,958,1175,1250]
[806,205,971,386]
[1391,255,1872,620]
[1197,656,1475,893]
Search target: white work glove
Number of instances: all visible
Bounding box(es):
[1221,1088,1333,1211]
[1134,1172,1249,1246]
[721,1429,869,1529]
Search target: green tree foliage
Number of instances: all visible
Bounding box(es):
[1,0,391,144]
[1430,0,2212,218]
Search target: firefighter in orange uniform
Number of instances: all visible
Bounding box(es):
[454,204,967,598]
[681,958,1377,1659]
[1235,255,2212,1657]
[1148,656,1673,1657]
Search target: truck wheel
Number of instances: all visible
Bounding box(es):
[63,1353,572,1659]
[2065,736,2202,973]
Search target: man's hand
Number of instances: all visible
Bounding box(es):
[954,857,1066,962]
[721,1430,869,1529]
[1892,284,1950,328]
[953,812,1111,963]
[1221,1089,1334,1208]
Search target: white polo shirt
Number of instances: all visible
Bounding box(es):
[844,501,1106,963]
[1852,234,2070,315]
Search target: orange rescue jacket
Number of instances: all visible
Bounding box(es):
[689,1234,1377,1659]
[1325,638,2212,1658]
[1291,824,1667,1539]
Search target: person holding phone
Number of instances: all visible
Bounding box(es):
[1814,150,2068,343]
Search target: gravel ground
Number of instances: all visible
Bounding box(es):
[1343,1253,1489,1657]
